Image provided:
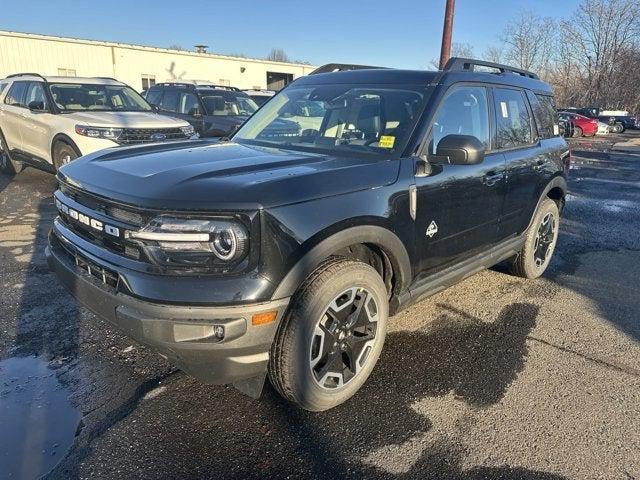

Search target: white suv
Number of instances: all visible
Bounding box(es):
[0,74,195,175]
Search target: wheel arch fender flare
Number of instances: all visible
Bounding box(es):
[271,225,412,300]
[51,133,82,160]
[527,175,567,230]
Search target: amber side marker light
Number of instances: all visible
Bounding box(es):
[252,311,277,326]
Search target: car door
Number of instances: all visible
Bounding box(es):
[0,81,29,156]
[492,87,542,239]
[20,81,55,163]
[413,84,507,277]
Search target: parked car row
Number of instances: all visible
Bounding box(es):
[0,73,277,176]
[561,107,638,134]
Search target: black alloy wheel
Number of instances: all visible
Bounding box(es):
[309,287,379,389]
[533,212,556,268]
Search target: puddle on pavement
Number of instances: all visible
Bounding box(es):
[0,356,81,480]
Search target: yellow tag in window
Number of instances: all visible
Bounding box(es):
[379,135,395,148]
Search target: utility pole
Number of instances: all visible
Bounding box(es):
[438,0,456,70]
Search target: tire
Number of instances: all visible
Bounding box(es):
[52,140,79,171]
[615,122,625,134]
[0,130,24,175]
[572,126,583,138]
[269,258,389,411]
[511,198,560,279]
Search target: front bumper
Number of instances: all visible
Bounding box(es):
[46,228,289,386]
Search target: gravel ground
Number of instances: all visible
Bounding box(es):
[0,133,639,480]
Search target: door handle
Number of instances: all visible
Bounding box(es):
[483,170,504,186]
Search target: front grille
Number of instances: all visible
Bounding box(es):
[117,127,188,145]
[60,184,146,227]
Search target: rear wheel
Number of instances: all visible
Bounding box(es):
[52,141,79,171]
[269,258,388,411]
[0,131,24,175]
[614,122,625,134]
[511,198,560,279]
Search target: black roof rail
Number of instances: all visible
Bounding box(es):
[443,57,539,80]
[309,63,388,75]
[154,81,240,91]
[5,72,48,81]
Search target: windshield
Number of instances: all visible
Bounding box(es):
[233,84,428,156]
[200,91,258,116]
[48,83,152,112]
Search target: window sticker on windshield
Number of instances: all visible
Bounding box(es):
[500,102,509,118]
[379,135,395,148]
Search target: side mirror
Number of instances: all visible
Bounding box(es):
[28,100,46,112]
[434,134,485,165]
[150,104,160,112]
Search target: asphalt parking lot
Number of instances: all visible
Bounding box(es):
[1,133,640,480]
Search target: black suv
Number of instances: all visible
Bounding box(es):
[47,58,569,411]
[144,82,258,137]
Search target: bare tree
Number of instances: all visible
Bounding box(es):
[500,9,557,78]
[430,42,475,68]
[167,44,186,51]
[267,48,290,63]
[483,46,503,64]
[561,0,640,106]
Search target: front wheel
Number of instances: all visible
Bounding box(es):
[53,141,79,171]
[269,258,388,411]
[572,126,583,137]
[0,131,24,175]
[511,198,560,279]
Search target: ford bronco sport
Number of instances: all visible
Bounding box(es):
[47,58,569,411]
[0,74,195,175]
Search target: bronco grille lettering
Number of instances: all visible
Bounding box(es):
[55,198,120,238]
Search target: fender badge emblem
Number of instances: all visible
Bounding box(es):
[426,221,438,238]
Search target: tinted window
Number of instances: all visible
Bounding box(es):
[430,86,490,154]
[145,88,163,106]
[4,82,28,107]
[0,83,7,95]
[530,93,557,138]
[159,89,179,112]
[178,92,200,115]
[25,82,49,109]
[200,91,258,116]
[493,88,532,149]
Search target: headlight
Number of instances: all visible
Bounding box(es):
[126,216,249,267]
[181,125,196,137]
[75,125,123,141]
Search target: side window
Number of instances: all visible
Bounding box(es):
[429,86,490,154]
[145,88,163,106]
[4,81,28,107]
[0,83,7,95]
[25,82,49,109]
[533,94,558,138]
[158,89,179,112]
[177,92,200,115]
[492,88,533,149]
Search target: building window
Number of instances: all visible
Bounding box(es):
[57,68,77,77]
[218,79,231,87]
[141,74,156,91]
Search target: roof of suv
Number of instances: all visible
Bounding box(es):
[296,58,553,94]
[3,73,124,85]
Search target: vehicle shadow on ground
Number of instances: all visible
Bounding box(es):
[80,301,565,479]
[260,302,559,479]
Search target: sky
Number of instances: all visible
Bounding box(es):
[1,0,584,69]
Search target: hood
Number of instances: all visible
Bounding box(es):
[63,111,189,128]
[58,141,400,211]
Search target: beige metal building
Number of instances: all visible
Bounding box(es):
[0,30,316,92]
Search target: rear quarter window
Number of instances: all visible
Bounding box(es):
[530,93,558,139]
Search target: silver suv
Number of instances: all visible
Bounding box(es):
[0,74,195,175]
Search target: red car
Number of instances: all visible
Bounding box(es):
[559,112,598,137]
